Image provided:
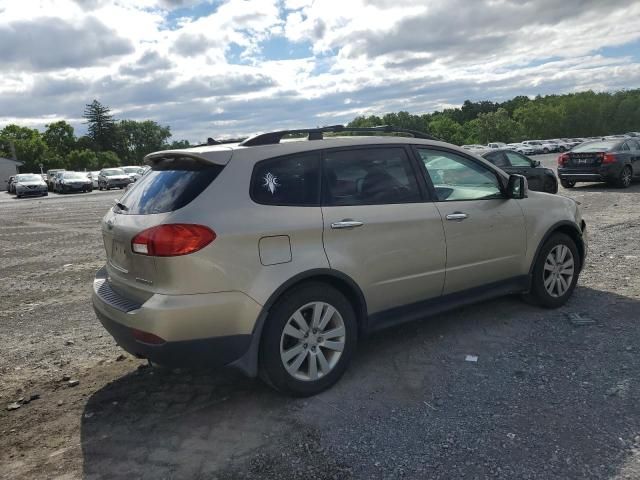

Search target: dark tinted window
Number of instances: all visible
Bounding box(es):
[323,147,421,206]
[483,151,510,168]
[117,157,223,215]
[251,152,320,206]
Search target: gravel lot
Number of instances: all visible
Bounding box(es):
[1,154,639,479]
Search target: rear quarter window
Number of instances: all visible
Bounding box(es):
[117,157,223,215]
[250,152,321,206]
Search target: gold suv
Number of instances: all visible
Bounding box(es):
[92,126,587,396]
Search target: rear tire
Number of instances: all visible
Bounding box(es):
[259,282,357,396]
[560,179,575,188]
[526,233,580,309]
[616,166,632,188]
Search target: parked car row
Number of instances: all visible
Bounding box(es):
[6,165,149,199]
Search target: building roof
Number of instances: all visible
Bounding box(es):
[0,157,24,165]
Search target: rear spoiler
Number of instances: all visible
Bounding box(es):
[144,146,233,167]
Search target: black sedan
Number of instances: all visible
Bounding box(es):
[481,149,558,193]
[557,138,640,188]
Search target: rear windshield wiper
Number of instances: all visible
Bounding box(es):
[114,201,128,212]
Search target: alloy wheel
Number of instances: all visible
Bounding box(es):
[543,244,575,297]
[280,301,345,381]
[622,167,632,188]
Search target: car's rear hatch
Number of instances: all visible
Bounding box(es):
[101,147,232,302]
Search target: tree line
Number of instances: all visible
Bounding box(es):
[0,100,191,173]
[2,89,639,173]
[348,89,640,145]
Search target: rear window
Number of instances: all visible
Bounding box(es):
[102,169,125,176]
[116,158,223,215]
[572,141,617,152]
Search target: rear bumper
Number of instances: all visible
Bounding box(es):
[92,266,260,368]
[558,164,622,183]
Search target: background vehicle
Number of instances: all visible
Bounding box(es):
[7,175,16,193]
[523,140,556,154]
[558,138,640,188]
[46,169,65,191]
[13,173,48,198]
[122,166,145,182]
[98,168,131,190]
[87,171,101,188]
[487,142,507,149]
[93,126,586,396]
[55,171,93,193]
[482,149,558,193]
[506,143,536,155]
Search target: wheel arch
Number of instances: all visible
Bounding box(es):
[529,221,585,275]
[229,269,368,377]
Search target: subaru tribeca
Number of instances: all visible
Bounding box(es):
[92,126,587,396]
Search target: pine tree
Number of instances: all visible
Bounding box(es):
[83,100,116,151]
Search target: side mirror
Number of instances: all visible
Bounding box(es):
[532,159,541,167]
[506,174,528,199]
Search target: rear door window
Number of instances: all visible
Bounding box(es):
[504,151,532,167]
[250,152,321,206]
[117,157,223,215]
[323,147,422,205]
[484,151,510,168]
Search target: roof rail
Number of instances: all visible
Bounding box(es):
[239,125,439,147]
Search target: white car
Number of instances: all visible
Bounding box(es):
[487,142,508,149]
[522,140,557,154]
[122,166,145,182]
[507,143,536,155]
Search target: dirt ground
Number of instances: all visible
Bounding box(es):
[1,154,640,479]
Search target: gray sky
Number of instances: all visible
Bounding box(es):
[1,0,639,142]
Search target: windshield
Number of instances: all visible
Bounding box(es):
[63,172,88,179]
[16,174,42,182]
[102,169,125,176]
[572,141,617,152]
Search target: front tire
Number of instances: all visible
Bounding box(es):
[527,233,580,308]
[560,179,575,188]
[260,282,357,396]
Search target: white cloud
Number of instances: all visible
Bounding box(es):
[0,0,639,141]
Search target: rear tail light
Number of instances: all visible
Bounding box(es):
[601,153,616,164]
[558,153,569,166]
[132,224,215,257]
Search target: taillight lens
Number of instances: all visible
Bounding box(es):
[132,224,215,257]
[558,153,569,166]
[601,153,616,164]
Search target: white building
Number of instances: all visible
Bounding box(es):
[0,157,23,191]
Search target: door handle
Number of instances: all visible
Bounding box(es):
[446,212,469,221]
[331,220,364,229]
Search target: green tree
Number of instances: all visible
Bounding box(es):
[0,124,49,172]
[428,115,464,144]
[475,108,523,143]
[166,139,191,149]
[68,149,98,171]
[43,121,76,158]
[83,99,116,151]
[115,120,172,164]
[96,151,121,168]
